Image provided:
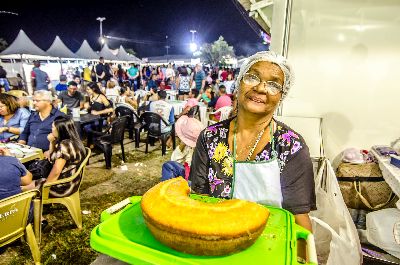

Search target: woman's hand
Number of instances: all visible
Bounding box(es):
[91,110,99,115]
[47,133,56,143]
[0,127,8,133]
[0,147,11,156]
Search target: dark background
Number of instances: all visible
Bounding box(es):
[0,0,267,58]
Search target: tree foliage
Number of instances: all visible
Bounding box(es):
[0,38,8,52]
[125,48,137,56]
[200,36,235,66]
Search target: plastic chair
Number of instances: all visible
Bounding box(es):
[0,190,41,264]
[140,112,175,156]
[137,103,147,116]
[94,117,127,169]
[187,105,201,121]
[208,106,233,126]
[41,148,91,241]
[115,104,143,148]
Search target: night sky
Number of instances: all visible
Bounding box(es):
[0,0,267,58]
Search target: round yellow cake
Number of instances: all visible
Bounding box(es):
[141,177,270,256]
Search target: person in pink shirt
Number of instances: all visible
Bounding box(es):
[214,85,232,121]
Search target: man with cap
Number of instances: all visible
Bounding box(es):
[161,115,204,181]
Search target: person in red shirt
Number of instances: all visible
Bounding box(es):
[214,85,232,121]
[220,68,228,81]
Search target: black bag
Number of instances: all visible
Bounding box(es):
[28,159,53,180]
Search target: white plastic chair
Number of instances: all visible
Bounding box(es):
[208,106,233,126]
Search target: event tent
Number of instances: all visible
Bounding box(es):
[99,44,119,61]
[0,29,49,58]
[117,45,141,63]
[46,36,77,58]
[75,40,99,60]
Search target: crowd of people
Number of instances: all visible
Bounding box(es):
[0,56,238,203]
[0,51,317,263]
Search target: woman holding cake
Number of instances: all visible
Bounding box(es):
[189,51,316,234]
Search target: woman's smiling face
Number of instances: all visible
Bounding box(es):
[238,61,284,116]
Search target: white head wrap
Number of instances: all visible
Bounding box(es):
[234,50,293,100]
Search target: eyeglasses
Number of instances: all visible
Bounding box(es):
[242,73,283,96]
[32,99,48,102]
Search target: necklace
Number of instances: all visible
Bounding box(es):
[234,118,272,161]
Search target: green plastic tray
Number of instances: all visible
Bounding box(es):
[90,196,317,265]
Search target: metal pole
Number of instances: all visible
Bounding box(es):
[96,17,106,47]
[165,35,170,62]
[20,54,30,95]
[100,20,103,38]
[190,30,197,42]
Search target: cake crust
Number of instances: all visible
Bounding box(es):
[141,177,270,256]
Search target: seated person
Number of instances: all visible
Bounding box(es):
[201,85,212,104]
[57,81,85,114]
[147,74,158,91]
[0,93,30,142]
[146,87,159,102]
[0,147,33,200]
[149,90,174,133]
[84,82,113,147]
[24,116,86,198]
[135,87,148,99]
[105,80,120,102]
[177,98,198,119]
[161,115,204,181]
[207,90,219,109]
[19,91,64,151]
[85,82,113,117]
[55,75,68,94]
[116,87,137,109]
[17,95,30,111]
[213,85,232,121]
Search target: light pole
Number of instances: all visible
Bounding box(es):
[96,17,106,47]
[189,30,197,52]
[165,35,170,61]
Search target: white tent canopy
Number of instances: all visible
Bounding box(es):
[1,29,143,63]
[75,40,99,60]
[117,45,141,63]
[0,29,49,57]
[46,36,76,58]
[99,44,119,61]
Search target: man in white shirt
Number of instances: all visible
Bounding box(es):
[149,90,174,133]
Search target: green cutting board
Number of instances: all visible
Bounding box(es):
[90,196,314,265]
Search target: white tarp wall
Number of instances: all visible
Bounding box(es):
[270,0,400,162]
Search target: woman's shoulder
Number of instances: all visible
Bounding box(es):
[16,107,31,117]
[54,139,85,160]
[273,119,308,158]
[201,117,232,142]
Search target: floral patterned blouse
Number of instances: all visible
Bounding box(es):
[189,117,316,215]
